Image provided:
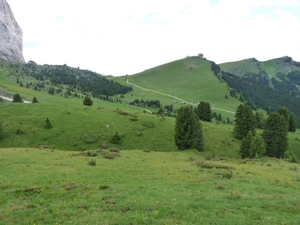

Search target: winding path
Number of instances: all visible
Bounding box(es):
[126,79,235,114]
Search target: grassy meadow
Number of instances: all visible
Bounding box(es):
[1,148,300,225]
[1,58,300,224]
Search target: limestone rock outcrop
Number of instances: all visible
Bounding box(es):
[0,0,25,62]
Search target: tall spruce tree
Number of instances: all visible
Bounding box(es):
[288,113,297,132]
[233,104,255,140]
[277,107,289,122]
[175,106,204,151]
[239,132,252,159]
[250,134,266,158]
[197,101,212,122]
[262,112,288,158]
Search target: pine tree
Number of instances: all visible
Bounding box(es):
[110,132,121,144]
[263,112,288,158]
[83,96,93,106]
[239,132,252,159]
[254,111,265,129]
[234,104,255,140]
[32,97,38,103]
[249,134,266,158]
[45,117,52,129]
[12,93,23,103]
[197,102,212,122]
[277,107,289,122]
[175,106,204,151]
[288,113,297,132]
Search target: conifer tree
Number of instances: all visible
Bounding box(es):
[250,134,266,158]
[110,132,121,144]
[234,104,255,140]
[83,96,93,106]
[263,112,288,158]
[288,113,297,132]
[45,117,52,129]
[175,106,204,151]
[239,132,252,159]
[32,97,38,103]
[12,93,23,103]
[197,102,212,122]
[277,107,289,122]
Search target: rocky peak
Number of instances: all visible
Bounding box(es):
[0,0,25,62]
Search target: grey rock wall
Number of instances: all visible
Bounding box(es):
[0,0,25,62]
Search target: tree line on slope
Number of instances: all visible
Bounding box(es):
[175,102,297,160]
[9,62,133,98]
[212,63,300,126]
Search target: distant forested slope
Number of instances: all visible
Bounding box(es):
[3,60,132,98]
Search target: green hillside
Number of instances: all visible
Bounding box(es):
[123,57,241,115]
[219,56,300,123]
[1,55,300,224]
[220,56,300,79]
[219,58,262,77]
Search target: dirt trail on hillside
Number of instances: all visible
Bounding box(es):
[126,80,235,114]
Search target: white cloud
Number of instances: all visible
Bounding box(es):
[6,0,300,75]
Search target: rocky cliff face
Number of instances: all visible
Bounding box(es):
[0,0,25,62]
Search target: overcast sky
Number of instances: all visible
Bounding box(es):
[8,0,300,76]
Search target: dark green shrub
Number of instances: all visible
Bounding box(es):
[109,148,119,153]
[85,150,98,157]
[83,96,93,106]
[16,129,26,135]
[99,185,110,190]
[82,134,99,143]
[32,97,38,103]
[45,117,52,129]
[118,111,129,115]
[110,132,121,144]
[227,191,241,200]
[222,170,233,179]
[12,93,23,103]
[88,159,96,166]
[141,121,156,128]
[102,152,115,159]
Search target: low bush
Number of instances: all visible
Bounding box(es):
[227,191,241,200]
[118,111,129,115]
[141,121,156,128]
[222,170,233,179]
[88,159,96,166]
[82,134,100,143]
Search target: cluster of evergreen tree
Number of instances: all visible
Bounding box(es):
[221,71,300,125]
[14,63,133,97]
[174,106,204,151]
[235,104,297,158]
[129,99,161,109]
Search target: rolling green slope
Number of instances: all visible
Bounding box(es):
[219,58,262,77]
[125,57,241,114]
[220,56,300,79]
